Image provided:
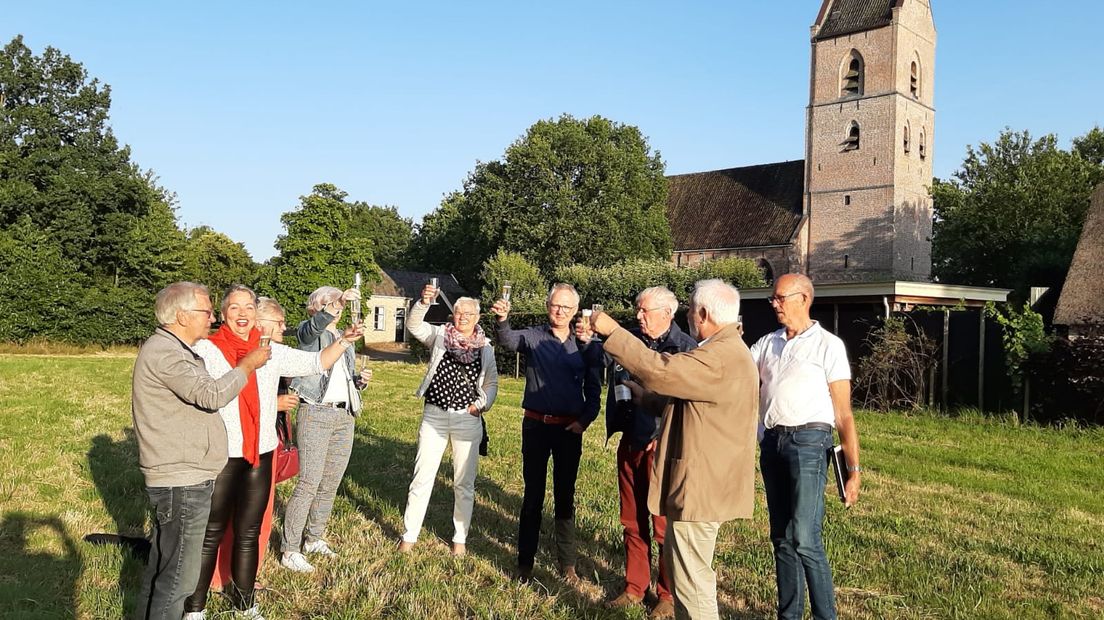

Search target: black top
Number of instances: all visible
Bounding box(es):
[604,322,698,450]
[425,352,482,411]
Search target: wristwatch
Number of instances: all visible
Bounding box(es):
[847,465,863,473]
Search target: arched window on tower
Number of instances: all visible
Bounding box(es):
[904,124,911,154]
[841,50,864,98]
[919,128,927,160]
[841,121,860,152]
[910,52,923,99]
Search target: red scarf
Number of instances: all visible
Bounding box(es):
[208,323,262,467]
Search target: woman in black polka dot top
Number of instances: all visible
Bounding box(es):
[399,284,499,556]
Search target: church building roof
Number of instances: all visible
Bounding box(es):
[1054,184,1104,330]
[667,160,805,252]
[814,0,898,40]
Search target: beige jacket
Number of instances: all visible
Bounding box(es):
[602,323,759,522]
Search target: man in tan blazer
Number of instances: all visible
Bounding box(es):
[590,279,759,620]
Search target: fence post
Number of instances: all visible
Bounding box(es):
[1019,375,1029,427]
[941,309,950,410]
[978,308,986,412]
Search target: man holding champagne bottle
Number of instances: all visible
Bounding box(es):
[603,287,697,619]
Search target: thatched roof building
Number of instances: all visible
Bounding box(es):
[1054,184,1104,337]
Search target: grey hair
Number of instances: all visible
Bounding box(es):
[154,282,209,326]
[256,297,286,320]
[306,286,344,314]
[546,283,580,307]
[690,279,741,326]
[220,284,258,316]
[783,273,815,302]
[636,286,678,315]
[454,297,480,314]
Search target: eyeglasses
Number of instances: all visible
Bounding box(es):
[184,308,214,318]
[768,292,804,305]
[258,318,287,328]
[635,306,666,315]
[549,304,577,314]
[454,311,478,318]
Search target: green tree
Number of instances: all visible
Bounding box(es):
[183,226,258,295]
[932,128,1104,297]
[265,184,379,323]
[348,203,413,267]
[0,217,85,341]
[479,250,546,313]
[552,257,766,311]
[408,114,671,288]
[0,36,171,285]
[1072,125,1104,166]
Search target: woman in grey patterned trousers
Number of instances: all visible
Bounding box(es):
[280,285,372,574]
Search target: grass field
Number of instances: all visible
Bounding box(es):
[0,355,1102,619]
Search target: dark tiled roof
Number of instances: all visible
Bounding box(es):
[379,268,469,299]
[1054,184,1104,327]
[667,160,805,251]
[375,269,472,323]
[815,0,897,41]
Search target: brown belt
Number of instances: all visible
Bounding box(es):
[523,409,575,425]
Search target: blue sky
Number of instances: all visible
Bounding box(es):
[7,1,1103,260]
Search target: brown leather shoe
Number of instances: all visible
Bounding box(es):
[397,540,414,553]
[650,599,675,619]
[561,565,581,586]
[607,591,643,609]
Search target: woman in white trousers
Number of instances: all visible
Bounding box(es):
[400,284,498,556]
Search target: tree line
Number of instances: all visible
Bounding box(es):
[2,35,1101,344]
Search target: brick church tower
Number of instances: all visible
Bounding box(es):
[804,0,936,282]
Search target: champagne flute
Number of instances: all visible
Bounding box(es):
[258,323,271,348]
[580,308,592,331]
[429,277,439,305]
[501,280,512,302]
[350,272,362,326]
[591,303,603,315]
[355,354,371,389]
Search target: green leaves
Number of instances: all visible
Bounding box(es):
[933,128,1104,299]
[347,203,414,268]
[264,183,380,324]
[408,114,671,289]
[479,250,546,313]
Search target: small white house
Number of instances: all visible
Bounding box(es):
[362,269,469,343]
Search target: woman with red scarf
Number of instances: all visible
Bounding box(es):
[183,285,363,620]
[398,285,498,556]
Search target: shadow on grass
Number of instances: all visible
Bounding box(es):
[86,431,150,616]
[0,512,82,619]
[338,421,760,618]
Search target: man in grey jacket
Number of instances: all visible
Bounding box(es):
[131,282,270,620]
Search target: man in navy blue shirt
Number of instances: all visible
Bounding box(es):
[492,283,603,584]
[605,287,697,619]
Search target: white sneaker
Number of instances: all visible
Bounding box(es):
[238,605,265,620]
[304,539,338,557]
[280,551,315,573]
[184,612,207,620]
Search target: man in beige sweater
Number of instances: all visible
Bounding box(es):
[590,279,759,620]
[131,282,269,620]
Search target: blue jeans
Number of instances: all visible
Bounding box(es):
[133,480,214,620]
[760,427,837,620]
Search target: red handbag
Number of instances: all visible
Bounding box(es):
[274,410,300,483]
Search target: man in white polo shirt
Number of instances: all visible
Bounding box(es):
[750,273,861,620]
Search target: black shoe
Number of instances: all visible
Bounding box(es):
[516,565,533,583]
